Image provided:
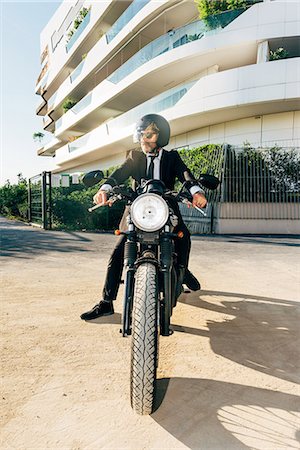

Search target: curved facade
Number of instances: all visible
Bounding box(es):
[36,0,300,172]
[35,0,300,233]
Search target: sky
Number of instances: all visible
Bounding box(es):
[1,0,63,185]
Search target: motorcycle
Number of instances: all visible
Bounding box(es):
[83,171,219,415]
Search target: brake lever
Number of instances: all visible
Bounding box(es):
[87,194,118,212]
[181,198,208,217]
[193,204,207,217]
[88,204,102,212]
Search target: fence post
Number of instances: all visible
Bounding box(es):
[28,179,32,223]
[47,171,52,230]
[220,143,229,203]
[42,171,47,229]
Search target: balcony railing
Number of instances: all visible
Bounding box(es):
[66,10,91,53]
[68,79,196,153]
[36,62,49,86]
[68,134,90,153]
[40,45,49,64]
[106,0,150,44]
[70,92,92,115]
[56,117,63,131]
[47,92,57,111]
[108,80,196,134]
[56,92,92,132]
[108,8,245,84]
[70,59,85,83]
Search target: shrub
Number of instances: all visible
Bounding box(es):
[51,184,125,231]
[66,6,90,43]
[178,144,223,177]
[195,0,262,28]
[269,47,289,61]
[0,180,28,219]
[62,98,77,113]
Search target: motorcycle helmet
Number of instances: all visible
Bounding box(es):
[133,113,170,148]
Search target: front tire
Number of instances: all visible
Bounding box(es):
[130,263,158,415]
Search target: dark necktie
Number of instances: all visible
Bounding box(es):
[147,155,156,180]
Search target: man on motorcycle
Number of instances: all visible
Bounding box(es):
[81,114,207,320]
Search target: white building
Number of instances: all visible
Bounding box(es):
[35,0,300,233]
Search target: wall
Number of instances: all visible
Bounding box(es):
[169,111,300,149]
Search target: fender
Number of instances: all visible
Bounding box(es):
[134,251,159,269]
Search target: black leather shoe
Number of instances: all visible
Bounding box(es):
[80,301,114,320]
[183,269,201,291]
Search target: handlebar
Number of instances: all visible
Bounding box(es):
[87,184,208,216]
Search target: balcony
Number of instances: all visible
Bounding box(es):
[36,72,49,95]
[107,80,197,136]
[66,9,91,53]
[47,92,57,112]
[40,45,49,64]
[108,8,245,84]
[52,57,300,167]
[55,93,92,132]
[106,0,150,44]
[36,97,47,116]
[36,61,49,87]
[70,59,85,84]
[67,80,197,153]
[43,114,55,132]
[55,9,248,137]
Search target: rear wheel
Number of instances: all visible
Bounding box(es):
[130,263,158,415]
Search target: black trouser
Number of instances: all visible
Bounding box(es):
[102,222,191,302]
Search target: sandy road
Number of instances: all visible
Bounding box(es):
[1,217,300,449]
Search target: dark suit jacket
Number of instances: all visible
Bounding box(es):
[106,149,197,190]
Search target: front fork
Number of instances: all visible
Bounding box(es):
[122,236,137,337]
[160,235,173,336]
[122,232,174,338]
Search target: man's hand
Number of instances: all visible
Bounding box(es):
[93,190,109,206]
[192,192,207,209]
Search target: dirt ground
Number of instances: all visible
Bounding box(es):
[1,216,300,450]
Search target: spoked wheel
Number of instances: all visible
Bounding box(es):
[130,262,158,415]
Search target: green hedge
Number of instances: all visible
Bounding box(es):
[0,181,28,220]
[0,147,223,229]
[51,184,125,231]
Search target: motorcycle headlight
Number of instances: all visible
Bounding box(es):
[131,193,169,232]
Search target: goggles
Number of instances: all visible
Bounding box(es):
[133,127,159,143]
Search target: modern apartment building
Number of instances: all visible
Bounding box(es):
[35,0,300,233]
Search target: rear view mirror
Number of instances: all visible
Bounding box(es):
[82,170,104,187]
[198,174,220,190]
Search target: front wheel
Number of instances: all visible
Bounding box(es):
[130,263,158,415]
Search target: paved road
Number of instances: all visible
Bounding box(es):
[1,217,300,449]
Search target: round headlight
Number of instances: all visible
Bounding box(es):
[131,193,169,232]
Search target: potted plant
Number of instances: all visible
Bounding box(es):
[269,47,289,61]
[66,6,91,43]
[62,98,77,113]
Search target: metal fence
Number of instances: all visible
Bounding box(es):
[180,144,225,234]
[179,143,300,233]
[28,172,52,228]
[29,144,300,233]
[220,145,300,220]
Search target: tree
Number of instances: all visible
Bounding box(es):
[0,178,28,219]
[32,132,45,143]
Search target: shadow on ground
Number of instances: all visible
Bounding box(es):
[153,378,300,449]
[0,218,92,259]
[177,290,300,384]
